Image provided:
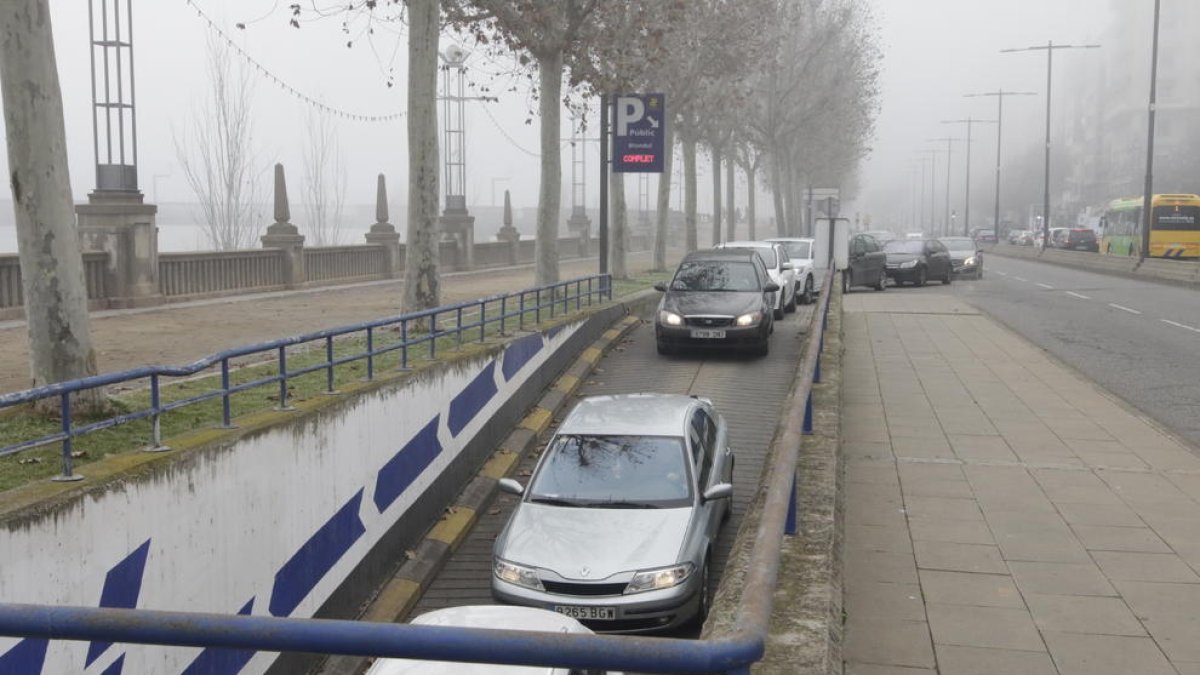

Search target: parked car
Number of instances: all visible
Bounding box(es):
[864,230,897,244]
[653,249,778,356]
[972,229,998,244]
[1008,229,1035,246]
[365,605,622,675]
[765,237,817,304]
[1041,227,1067,249]
[844,233,888,292]
[492,394,735,634]
[714,240,797,318]
[904,231,926,240]
[883,238,953,286]
[939,236,983,279]
[1052,227,1099,252]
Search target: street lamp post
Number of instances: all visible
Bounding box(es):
[928,137,963,236]
[942,119,997,236]
[919,150,942,235]
[1002,41,1100,251]
[964,90,1037,238]
[1141,0,1163,262]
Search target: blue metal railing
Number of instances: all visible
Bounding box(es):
[0,274,613,481]
[0,266,836,674]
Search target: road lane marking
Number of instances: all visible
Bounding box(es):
[1109,303,1141,315]
[1065,291,1090,300]
[995,271,1009,276]
[1014,276,1028,282]
[1161,319,1200,333]
[1037,283,1054,289]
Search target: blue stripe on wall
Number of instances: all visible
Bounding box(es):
[269,490,366,617]
[86,539,151,667]
[0,638,47,673]
[501,332,544,382]
[180,597,256,675]
[448,361,498,437]
[373,416,443,513]
[545,324,567,341]
[98,654,125,675]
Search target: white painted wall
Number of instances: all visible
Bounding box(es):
[0,320,584,674]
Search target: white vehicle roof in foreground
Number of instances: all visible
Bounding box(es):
[557,393,697,438]
[719,240,775,250]
[365,605,596,675]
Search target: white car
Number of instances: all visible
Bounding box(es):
[714,240,797,318]
[765,237,817,305]
[365,605,623,675]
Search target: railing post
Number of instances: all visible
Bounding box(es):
[430,313,438,359]
[536,289,542,323]
[587,277,593,306]
[325,336,336,393]
[500,296,507,335]
[456,308,464,350]
[480,301,486,342]
[401,320,409,369]
[366,327,375,380]
[519,293,526,331]
[785,474,798,536]
[145,374,170,452]
[277,346,294,411]
[52,392,83,482]
[220,359,235,428]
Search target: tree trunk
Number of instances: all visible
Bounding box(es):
[711,145,722,246]
[0,0,103,410]
[534,51,563,287]
[747,165,757,241]
[682,132,698,252]
[402,0,440,314]
[653,121,674,270]
[783,159,798,237]
[725,155,736,241]
[771,152,786,237]
[610,169,628,279]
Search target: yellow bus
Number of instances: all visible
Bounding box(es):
[1099,194,1200,258]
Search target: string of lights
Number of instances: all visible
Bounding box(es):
[185,0,405,123]
[481,104,541,158]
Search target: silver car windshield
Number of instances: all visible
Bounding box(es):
[884,240,925,255]
[671,261,760,292]
[527,435,692,508]
[941,238,975,252]
[779,241,811,260]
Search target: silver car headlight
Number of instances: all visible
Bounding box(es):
[900,259,919,269]
[625,563,695,594]
[735,311,762,327]
[659,311,683,327]
[494,559,544,591]
[964,256,977,266]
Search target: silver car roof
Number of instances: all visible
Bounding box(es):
[557,393,698,437]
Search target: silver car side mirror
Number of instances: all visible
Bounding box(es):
[702,483,733,502]
[498,478,525,496]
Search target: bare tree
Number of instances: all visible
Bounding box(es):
[403,0,442,313]
[0,0,103,409]
[176,36,263,251]
[301,109,348,246]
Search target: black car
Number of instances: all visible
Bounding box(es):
[844,233,888,292]
[940,236,983,279]
[883,238,953,286]
[654,249,779,356]
[1053,228,1099,252]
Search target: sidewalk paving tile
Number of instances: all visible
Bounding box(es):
[918,570,1024,608]
[1091,551,1200,583]
[845,581,926,621]
[846,665,936,675]
[1023,593,1146,636]
[926,604,1044,651]
[900,479,976,499]
[1041,632,1176,675]
[908,518,996,546]
[914,541,1007,574]
[946,435,1018,462]
[846,524,915,554]
[845,550,920,585]
[1069,525,1172,553]
[990,528,1093,564]
[1113,580,1200,662]
[891,435,955,459]
[903,496,985,522]
[1053,501,1145,528]
[1007,561,1117,597]
[933,645,1057,675]
[898,462,966,483]
[844,617,936,670]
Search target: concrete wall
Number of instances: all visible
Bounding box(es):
[989,244,1200,286]
[0,306,626,675]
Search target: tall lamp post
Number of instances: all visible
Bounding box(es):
[928,137,963,236]
[1140,0,1163,261]
[1002,41,1100,250]
[941,119,997,236]
[964,90,1037,237]
[919,149,942,234]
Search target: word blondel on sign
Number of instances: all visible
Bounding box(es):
[613,94,666,173]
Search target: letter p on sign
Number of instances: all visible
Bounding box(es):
[616,97,645,136]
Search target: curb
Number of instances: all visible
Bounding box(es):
[320,312,643,675]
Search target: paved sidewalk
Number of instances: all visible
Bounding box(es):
[0,251,672,393]
[841,290,1200,675]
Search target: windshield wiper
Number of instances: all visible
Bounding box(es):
[528,497,581,507]
[591,500,662,509]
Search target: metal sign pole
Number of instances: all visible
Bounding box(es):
[599,95,610,276]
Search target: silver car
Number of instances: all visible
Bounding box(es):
[492,394,735,634]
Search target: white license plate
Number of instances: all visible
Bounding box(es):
[690,329,726,339]
[554,605,616,621]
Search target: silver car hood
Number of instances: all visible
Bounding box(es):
[498,504,693,580]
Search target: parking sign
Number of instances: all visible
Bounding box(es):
[612,94,666,173]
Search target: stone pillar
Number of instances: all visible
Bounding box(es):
[364,173,402,277]
[438,195,475,271]
[261,164,306,287]
[567,204,591,258]
[496,189,521,266]
[76,190,162,309]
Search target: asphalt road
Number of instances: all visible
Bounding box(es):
[949,254,1200,446]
